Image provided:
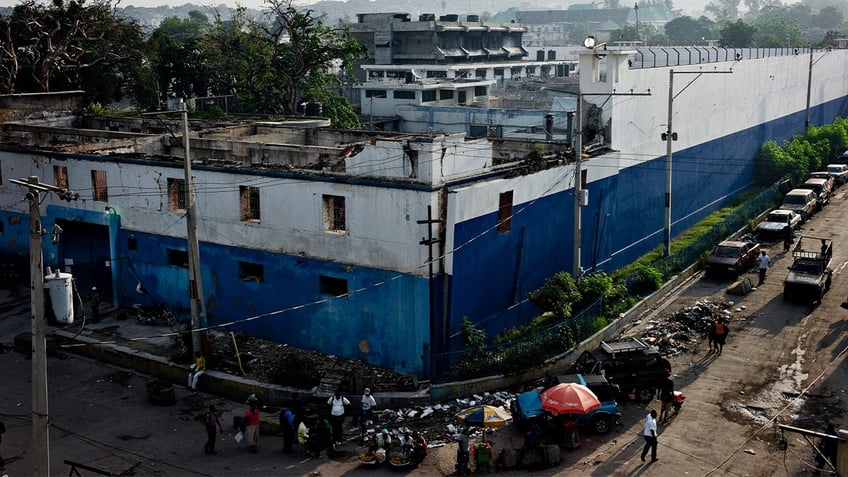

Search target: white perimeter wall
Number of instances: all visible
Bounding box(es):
[582,49,848,182]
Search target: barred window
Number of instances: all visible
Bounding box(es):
[168,178,186,211]
[323,195,346,232]
[240,186,260,222]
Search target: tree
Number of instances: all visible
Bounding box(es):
[149,15,212,101]
[753,16,807,47]
[812,6,844,30]
[705,0,740,22]
[0,0,151,105]
[719,19,756,47]
[664,15,716,44]
[204,0,366,127]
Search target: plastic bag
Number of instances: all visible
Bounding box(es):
[234,430,244,443]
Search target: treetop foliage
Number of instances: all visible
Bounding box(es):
[0,0,366,127]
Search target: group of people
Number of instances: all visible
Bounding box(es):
[203,388,387,460]
[707,318,730,355]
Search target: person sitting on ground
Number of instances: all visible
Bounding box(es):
[399,429,414,460]
[187,351,206,391]
[410,430,428,466]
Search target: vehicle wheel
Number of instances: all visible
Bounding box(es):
[591,415,612,434]
[636,387,655,403]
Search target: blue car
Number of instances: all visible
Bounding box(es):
[511,374,621,434]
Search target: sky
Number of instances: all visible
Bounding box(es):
[0,0,708,13]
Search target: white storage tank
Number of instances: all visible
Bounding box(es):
[44,268,74,324]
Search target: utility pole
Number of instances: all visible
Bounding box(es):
[663,68,732,256]
[574,90,651,276]
[9,176,79,477]
[181,100,208,355]
[804,48,814,132]
[417,205,443,379]
[573,96,584,278]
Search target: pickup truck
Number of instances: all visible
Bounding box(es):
[566,338,671,403]
[783,236,833,303]
[510,373,621,434]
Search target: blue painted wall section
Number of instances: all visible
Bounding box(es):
[115,230,431,375]
[442,97,848,354]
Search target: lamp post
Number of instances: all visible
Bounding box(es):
[662,68,732,256]
[634,2,640,44]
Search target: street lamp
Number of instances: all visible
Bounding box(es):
[634,2,640,44]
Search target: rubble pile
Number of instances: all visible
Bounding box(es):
[638,299,741,356]
[361,391,515,447]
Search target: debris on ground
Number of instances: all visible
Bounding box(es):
[637,299,738,356]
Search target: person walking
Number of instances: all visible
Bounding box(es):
[707,319,717,353]
[280,407,296,453]
[359,388,377,438]
[90,286,101,322]
[713,319,729,355]
[244,400,260,453]
[757,250,770,286]
[187,351,206,391]
[327,389,350,445]
[658,377,674,423]
[203,405,223,454]
[783,226,794,252]
[640,410,658,463]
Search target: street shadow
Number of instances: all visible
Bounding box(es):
[817,318,848,359]
[587,434,658,476]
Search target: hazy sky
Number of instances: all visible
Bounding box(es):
[0,0,709,17]
[0,0,273,8]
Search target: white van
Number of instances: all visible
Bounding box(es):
[780,189,817,220]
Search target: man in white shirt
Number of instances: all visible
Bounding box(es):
[640,410,658,463]
[359,388,377,437]
[757,251,771,286]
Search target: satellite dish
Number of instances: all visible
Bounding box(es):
[411,69,424,79]
[583,36,597,49]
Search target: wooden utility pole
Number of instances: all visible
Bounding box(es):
[181,100,207,355]
[9,175,78,476]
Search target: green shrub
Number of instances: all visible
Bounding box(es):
[627,265,663,296]
[527,271,581,319]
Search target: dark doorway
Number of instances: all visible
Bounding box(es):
[56,220,112,300]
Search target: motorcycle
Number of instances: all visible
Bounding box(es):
[134,303,177,326]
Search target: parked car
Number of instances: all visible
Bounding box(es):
[826,163,848,186]
[511,374,621,434]
[808,171,835,189]
[566,338,671,403]
[704,240,761,278]
[756,209,802,241]
[780,188,817,220]
[802,178,832,210]
[546,373,621,434]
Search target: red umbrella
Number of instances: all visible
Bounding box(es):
[539,383,601,416]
